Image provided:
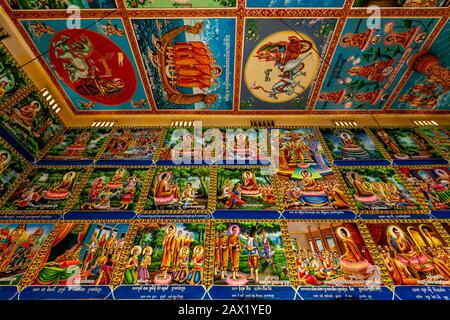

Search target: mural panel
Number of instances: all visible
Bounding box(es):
[418,127,450,155]
[43,128,112,161]
[316,18,437,110]
[120,222,207,286]
[74,167,148,212]
[240,18,337,110]
[142,167,212,213]
[352,0,449,7]
[21,19,148,111]
[371,127,443,161]
[126,0,236,8]
[399,167,450,211]
[392,19,450,111]
[366,222,450,286]
[320,127,385,162]
[213,221,291,286]
[1,167,86,213]
[131,18,236,110]
[0,223,54,286]
[246,0,345,7]
[0,91,63,157]
[216,168,276,211]
[100,128,162,161]
[339,167,422,212]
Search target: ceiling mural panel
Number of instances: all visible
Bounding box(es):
[125,0,237,9]
[316,17,438,111]
[245,0,345,7]
[131,18,236,110]
[8,0,117,9]
[391,18,450,111]
[20,19,149,111]
[240,18,337,111]
[1,0,449,115]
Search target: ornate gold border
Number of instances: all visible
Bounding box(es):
[0,165,92,215]
[335,165,428,214]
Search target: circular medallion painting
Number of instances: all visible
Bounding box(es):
[244,31,320,103]
[48,29,137,106]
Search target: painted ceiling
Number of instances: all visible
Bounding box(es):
[1,0,449,115]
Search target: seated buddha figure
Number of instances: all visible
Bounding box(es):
[43,171,77,200]
[388,227,434,277]
[66,132,91,157]
[300,170,322,192]
[340,132,370,159]
[154,172,180,205]
[299,170,331,207]
[241,171,260,195]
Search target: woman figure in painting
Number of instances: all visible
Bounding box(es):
[228,225,241,281]
[187,245,204,285]
[0,151,11,175]
[137,246,153,283]
[86,177,104,208]
[225,183,245,209]
[123,245,141,284]
[219,180,232,202]
[375,130,402,155]
[173,246,190,284]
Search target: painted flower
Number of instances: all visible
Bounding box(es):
[344,102,353,109]
[338,79,344,85]
[131,1,137,7]
[347,56,355,62]
[345,77,352,84]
